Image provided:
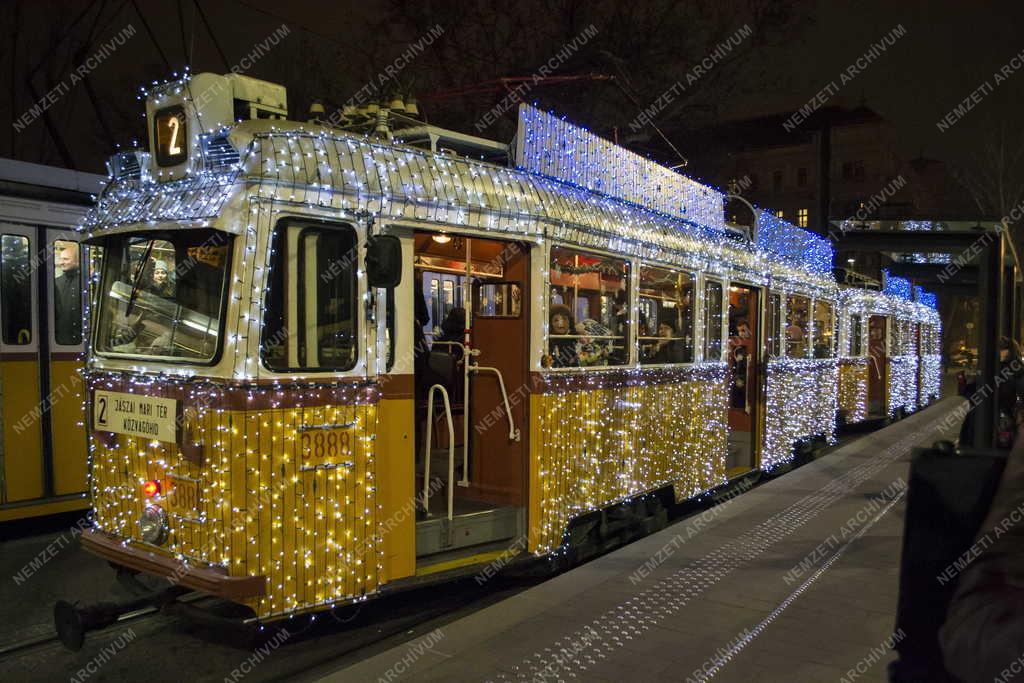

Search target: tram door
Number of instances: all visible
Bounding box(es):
[868,315,888,416]
[726,283,761,476]
[413,232,527,561]
[0,226,88,517]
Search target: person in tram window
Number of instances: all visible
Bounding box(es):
[645,318,683,364]
[53,243,81,345]
[148,259,174,297]
[546,303,579,368]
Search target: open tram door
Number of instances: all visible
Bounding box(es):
[868,315,888,416]
[725,283,764,477]
[412,232,528,566]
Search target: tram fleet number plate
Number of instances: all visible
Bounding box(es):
[93,391,178,443]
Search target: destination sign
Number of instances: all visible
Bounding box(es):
[94,390,178,443]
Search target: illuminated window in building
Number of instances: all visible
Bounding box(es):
[849,314,864,356]
[797,208,809,227]
[262,220,357,371]
[703,279,724,361]
[812,300,835,358]
[766,292,781,357]
[775,209,784,218]
[547,246,629,368]
[639,266,694,365]
[786,294,809,358]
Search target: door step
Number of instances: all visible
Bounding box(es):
[416,506,520,557]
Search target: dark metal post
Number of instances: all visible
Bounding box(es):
[817,123,831,237]
[973,232,1004,448]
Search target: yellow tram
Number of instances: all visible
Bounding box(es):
[0,159,103,522]
[836,279,942,425]
[76,73,941,622]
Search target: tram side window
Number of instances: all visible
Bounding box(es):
[703,279,724,361]
[262,222,358,371]
[475,282,521,318]
[53,239,82,345]
[786,294,809,358]
[890,319,910,356]
[812,300,835,359]
[546,246,629,368]
[639,266,694,364]
[849,314,864,356]
[766,292,781,357]
[1,235,32,345]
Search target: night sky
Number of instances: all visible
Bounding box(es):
[3,0,1022,180]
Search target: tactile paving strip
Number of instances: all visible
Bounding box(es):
[490,409,954,682]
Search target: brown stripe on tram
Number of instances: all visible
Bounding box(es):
[530,364,726,394]
[0,352,41,361]
[84,373,398,410]
[50,351,85,361]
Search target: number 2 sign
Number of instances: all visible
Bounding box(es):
[154,105,187,167]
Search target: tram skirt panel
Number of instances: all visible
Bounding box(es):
[889,355,919,415]
[763,359,838,469]
[529,372,727,555]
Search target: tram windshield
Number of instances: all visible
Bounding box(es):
[94,229,230,361]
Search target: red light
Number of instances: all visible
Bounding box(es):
[142,480,161,497]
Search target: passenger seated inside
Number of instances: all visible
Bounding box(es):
[643,319,685,363]
[546,303,579,368]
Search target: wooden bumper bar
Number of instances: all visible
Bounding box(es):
[81,529,266,600]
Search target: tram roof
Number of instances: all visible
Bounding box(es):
[82,116,836,292]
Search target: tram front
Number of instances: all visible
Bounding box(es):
[75,73,388,628]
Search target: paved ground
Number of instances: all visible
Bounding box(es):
[321,396,965,683]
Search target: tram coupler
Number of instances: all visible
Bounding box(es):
[54,584,190,651]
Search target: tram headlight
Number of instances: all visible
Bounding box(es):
[139,505,169,545]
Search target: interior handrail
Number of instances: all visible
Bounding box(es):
[470,362,522,446]
[422,383,455,521]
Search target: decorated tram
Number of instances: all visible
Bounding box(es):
[73,73,941,624]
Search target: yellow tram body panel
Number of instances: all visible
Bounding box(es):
[49,357,89,496]
[375,395,416,583]
[762,360,838,469]
[528,373,728,554]
[838,359,870,424]
[1,357,44,502]
[90,393,388,620]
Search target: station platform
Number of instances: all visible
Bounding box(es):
[320,396,965,682]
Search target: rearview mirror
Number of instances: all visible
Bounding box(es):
[365,235,402,288]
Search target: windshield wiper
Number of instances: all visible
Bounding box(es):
[125,239,155,317]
